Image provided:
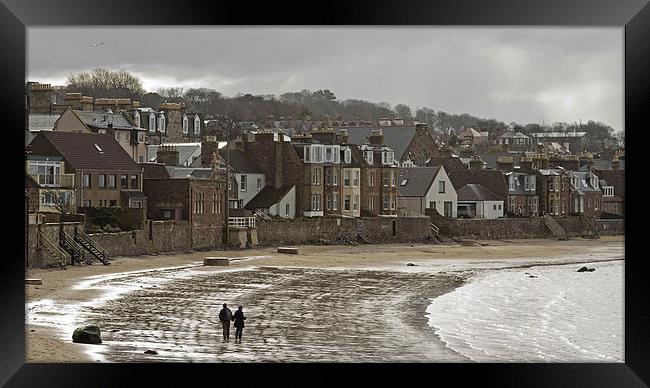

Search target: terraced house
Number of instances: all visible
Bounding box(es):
[566,170,603,217]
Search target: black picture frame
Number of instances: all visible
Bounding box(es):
[1,0,647,386]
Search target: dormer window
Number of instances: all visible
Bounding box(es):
[93,143,103,153]
[311,145,324,163]
[304,145,311,163]
[158,113,166,133]
[509,175,515,191]
[381,151,394,165]
[325,147,333,163]
[333,145,340,163]
[194,115,201,135]
[149,113,156,132]
[182,114,189,134]
[364,150,373,164]
[134,110,141,127]
[344,149,352,164]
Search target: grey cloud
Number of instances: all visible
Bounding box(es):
[27,27,623,132]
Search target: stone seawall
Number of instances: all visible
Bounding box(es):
[256,216,432,246]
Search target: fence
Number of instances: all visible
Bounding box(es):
[228,217,256,228]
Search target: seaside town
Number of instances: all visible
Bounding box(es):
[23,63,624,363]
[25,80,624,270]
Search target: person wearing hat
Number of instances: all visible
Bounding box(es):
[218,303,233,341]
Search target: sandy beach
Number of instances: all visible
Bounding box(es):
[25,236,624,363]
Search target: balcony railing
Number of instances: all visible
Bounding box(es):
[228,217,256,228]
[30,173,75,188]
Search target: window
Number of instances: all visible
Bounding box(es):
[344,171,351,187]
[134,110,141,127]
[115,132,121,141]
[498,204,502,210]
[332,169,338,186]
[163,210,172,219]
[257,178,262,190]
[131,200,142,208]
[182,115,189,134]
[241,175,247,191]
[383,195,389,210]
[286,203,290,216]
[326,193,332,210]
[549,178,554,191]
[325,147,333,163]
[138,133,145,143]
[312,168,321,185]
[382,151,394,165]
[139,156,144,163]
[325,169,332,185]
[383,172,389,187]
[120,175,127,189]
[109,175,116,189]
[390,194,396,210]
[524,176,530,190]
[352,171,359,187]
[82,200,91,207]
[344,195,351,211]
[439,181,445,193]
[194,115,201,135]
[130,175,138,189]
[98,174,106,189]
[391,171,396,187]
[93,144,103,153]
[238,199,244,209]
[311,194,321,211]
[332,192,338,210]
[158,113,166,133]
[83,174,91,188]
[368,196,374,211]
[530,176,536,190]
[369,171,375,187]
[344,149,351,164]
[509,176,515,191]
[364,150,373,164]
[125,132,129,142]
[304,146,311,162]
[149,113,156,132]
[109,200,117,207]
[401,179,408,186]
[311,145,323,163]
[555,177,560,192]
[353,195,359,211]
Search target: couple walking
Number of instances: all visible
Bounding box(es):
[219,303,246,342]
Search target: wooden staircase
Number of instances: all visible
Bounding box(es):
[59,229,91,265]
[430,223,442,243]
[356,220,371,243]
[543,215,569,240]
[38,229,68,270]
[74,226,110,265]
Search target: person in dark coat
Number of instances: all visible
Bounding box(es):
[232,305,246,343]
[219,303,233,341]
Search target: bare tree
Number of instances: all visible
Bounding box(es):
[42,190,75,215]
[66,68,145,99]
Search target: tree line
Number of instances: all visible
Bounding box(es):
[63,68,620,146]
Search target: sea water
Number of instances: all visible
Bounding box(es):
[425,259,624,362]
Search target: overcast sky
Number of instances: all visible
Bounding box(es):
[27,27,623,132]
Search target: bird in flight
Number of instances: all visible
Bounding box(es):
[89,42,105,47]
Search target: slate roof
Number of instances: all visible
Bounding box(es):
[448,170,508,200]
[504,172,537,195]
[28,131,140,171]
[566,171,601,193]
[165,166,213,179]
[74,110,142,131]
[343,125,417,160]
[593,159,625,170]
[142,163,170,179]
[479,151,524,169]
[244,185,294,210]
[594,169,624,201]
[147,143,202,166]
[397,167,441,197]
[226,148,264,173]
[29,114,60,131]
[457,184,503,202]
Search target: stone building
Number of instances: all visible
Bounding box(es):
[535,168,571,216]
[504,171,539,217]
[397,166,457,217]
[566,170,603,217]
[357,130,399,217]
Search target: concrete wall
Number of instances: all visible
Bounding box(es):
[595,219,625,235]
[27,222,82,268]
[256,216,432,246]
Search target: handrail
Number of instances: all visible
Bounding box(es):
[60,230,88,264]
[430,223,439,236]
[228,217,256,228]
[75,226,109,260]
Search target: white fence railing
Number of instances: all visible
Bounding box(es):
[228,217,256,228]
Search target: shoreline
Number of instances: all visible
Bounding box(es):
[25,236,624,363]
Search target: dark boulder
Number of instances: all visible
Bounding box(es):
[72,325,102,344]
[577,266,590,272]
[144,350,158,355]
[588,268,596,272]
[406,263,416,266]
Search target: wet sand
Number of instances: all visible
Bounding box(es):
[25,236,624,362]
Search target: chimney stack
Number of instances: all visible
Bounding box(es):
[496,156,514,172]
[156,145,180,166]
[201,135,219,168]
[469,157,484,171]
[368,128,384,145]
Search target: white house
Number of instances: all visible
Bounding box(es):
[397,166,457,217]
[223,148,266,210]
[244,185,296,218]
[456,184,504,219]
